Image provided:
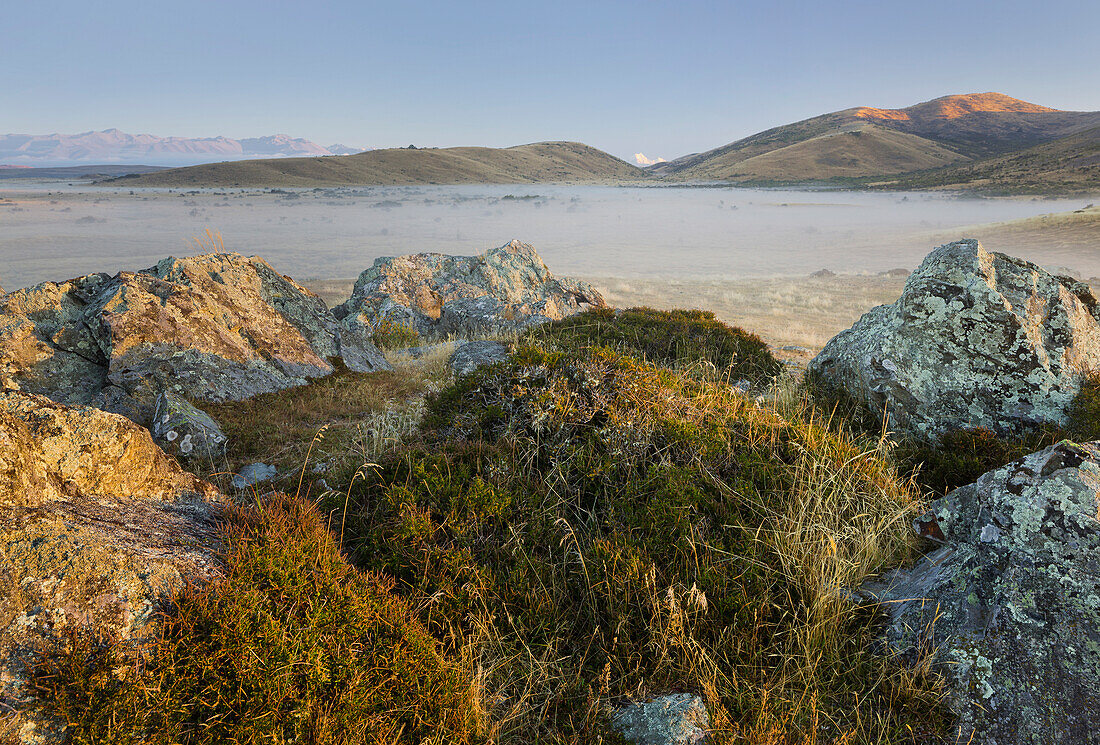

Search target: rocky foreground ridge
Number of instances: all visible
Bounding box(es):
[0,391,223,742]
[0,252,391,426]
[2,238,1100,743]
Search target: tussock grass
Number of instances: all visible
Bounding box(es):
[335,343,947,742]
[195,359,440,489]
[29,494,482,745]
[28,312,952,743]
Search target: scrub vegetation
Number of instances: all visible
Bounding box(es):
[29,309,953,744]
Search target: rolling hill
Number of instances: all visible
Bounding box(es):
[113,142,647,187]
[885,124,1100,193]
[653,93,1100,184]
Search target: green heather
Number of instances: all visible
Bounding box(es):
[31,308,962,744]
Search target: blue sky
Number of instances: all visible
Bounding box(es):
[3,0,1098,161]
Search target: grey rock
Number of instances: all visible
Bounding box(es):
[449,340,511,377]
[334,240,607,339]
[232,462,278,490]
[152,391,228,460]
[809,240,1100,441]
[611,693,710,745]
[0,253,391,426]
[860,441,1100,744]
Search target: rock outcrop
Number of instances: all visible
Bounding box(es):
[861,441,1100,744]
[0,391,223,743]
[0,252,391,426]
[611,694,711,745]
[809,240,1100,440]
[334,240,607,338]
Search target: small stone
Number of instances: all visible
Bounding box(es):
[611,693,710,745]
[231,462,278,490]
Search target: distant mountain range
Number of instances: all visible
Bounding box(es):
[650,93,1100,190]
[0,129,369,167]
[13,93,1100,191]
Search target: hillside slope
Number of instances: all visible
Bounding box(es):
[113,142,646,187]
[887,124,1100,193]
[655,93,1100,183]
[678,125,964,181]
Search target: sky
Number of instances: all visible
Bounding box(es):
[3,0,1099,162]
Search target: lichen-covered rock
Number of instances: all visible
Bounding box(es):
[152,391,228,461]
[860,441,1100,744]
[231,462,278,490]
[611,693,710,745]
[0,391,223,743]
[0,252,391,426]
[809,240,1100,440]
[334,240,607,339]
[448,340,511,377]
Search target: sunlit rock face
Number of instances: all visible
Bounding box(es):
[861,441,1100,744]
[0,391,223,744]
[334,240,608,338]
[810,240,1100,440]
[0,252,390,425]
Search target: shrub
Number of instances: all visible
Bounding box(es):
[1066,373,1100,441]
[894,427,1060,496]
[527,307,781,384]
[333,347,947,743]
[371,318,421,350]
[30,494,481,745]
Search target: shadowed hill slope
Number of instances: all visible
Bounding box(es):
[111,141,647,187]
[887,124,1100,193]
[654,93,1100,183]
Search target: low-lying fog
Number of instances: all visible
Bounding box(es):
[1,182,1097,291]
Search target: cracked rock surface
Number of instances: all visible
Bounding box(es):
[0,252,390,426]
[861,441,1100,744]
[809,240,1100,440]
[0,391,224,744]
[334,240,607,339]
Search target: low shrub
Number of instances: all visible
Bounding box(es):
[371,318,421,350]
[30,494,481,745]
[526,307,781,384]
[333,346,947,743]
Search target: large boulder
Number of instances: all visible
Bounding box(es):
[0,391,223,743]
[809,240,1100,440]
[860,441,1100,744]
[334,240,607,338]
[0,252,390,425]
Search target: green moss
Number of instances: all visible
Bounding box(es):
[526,307,781,384]
[29,495,480,745]
[1066,373,1100,441]
[895,427,1061,496]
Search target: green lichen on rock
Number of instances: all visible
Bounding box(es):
[862,441,1100,743]
[810,240,1100,441]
